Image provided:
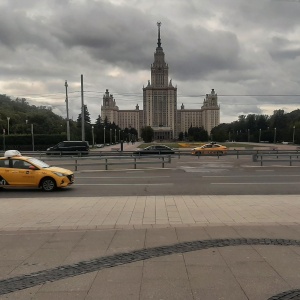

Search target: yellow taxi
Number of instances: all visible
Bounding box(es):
[191,143,228,155]
[0,150,74,192]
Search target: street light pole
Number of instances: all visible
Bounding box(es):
[114,129,116,143]
[103,126,106,145]
[65,80,70,141]
[91,126,95,148]
[7,117,10,135]
[293,126,296,144]
[274,128,277,144]
[2,129,5,151]
[31,124,35,151]
[247,129,250,142]
[259,128,261,143]
[110,129,112,144]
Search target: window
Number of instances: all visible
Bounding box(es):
[13,160,31,169]
[0,160,9,168]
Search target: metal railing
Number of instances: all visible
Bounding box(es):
[43,155,172,171]
[253,153,300,166]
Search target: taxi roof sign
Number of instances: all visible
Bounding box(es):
[4,150,22,158]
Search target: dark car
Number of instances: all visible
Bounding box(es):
[134,145,175,155]
[46,141,89,155]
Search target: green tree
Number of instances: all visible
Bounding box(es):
[141,126,154,142]
[77,105,91,125]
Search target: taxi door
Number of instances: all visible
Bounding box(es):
[9,159,39,186]
[0,159,12,186]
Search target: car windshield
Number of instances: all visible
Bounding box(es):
[27,157,50,168]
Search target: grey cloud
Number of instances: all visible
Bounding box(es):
[1,0,300,124]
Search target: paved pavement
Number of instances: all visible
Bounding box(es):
[1,142,300,299]
[0,195,300,300]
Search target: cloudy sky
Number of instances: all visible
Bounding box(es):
[1,0,300,124]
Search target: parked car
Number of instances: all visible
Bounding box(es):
[191,143,228,155]
[46,141,89,155]
[134,145,175,155]
[0,150,74,192]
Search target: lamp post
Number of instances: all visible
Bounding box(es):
[2,129,5,151]
[31,124,34,151]
[110,128,112,145]
[7,117,10,135]
[91,126,94,148]
[119,129,121,142]
[114,129,116,143]
[274,128,277,144]
[103,126,106,145]
[293,126,295,144]
[259,128,261,143]
[26,120,34,151]
[65,80,70,141]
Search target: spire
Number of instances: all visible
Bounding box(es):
[157,22,162,48]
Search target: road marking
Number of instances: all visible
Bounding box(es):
[204,175,300,178]
[211,182,299,185]
[76,176,170,179]
[75,183,174,186]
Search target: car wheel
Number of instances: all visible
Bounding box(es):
[41,178,56,192]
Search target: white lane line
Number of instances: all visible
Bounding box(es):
[76,176,170,179]
[203,175,300,178]
[211,182,299,185]
[75,183,174,186]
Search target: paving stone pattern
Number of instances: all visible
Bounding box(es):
[0,238,299,299]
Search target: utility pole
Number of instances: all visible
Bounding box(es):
[31,124,35,151]
[81,74,85,141]
[65,80,70,141]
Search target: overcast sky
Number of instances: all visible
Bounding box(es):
[1,0,300,124]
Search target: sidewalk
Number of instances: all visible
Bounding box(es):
[0,195,300,300]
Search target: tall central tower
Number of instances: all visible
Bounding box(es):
[143,22,177,140]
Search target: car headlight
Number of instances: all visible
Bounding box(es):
[52,172,66,177]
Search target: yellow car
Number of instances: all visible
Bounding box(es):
[0,150,74,192]
[191,143,228,155]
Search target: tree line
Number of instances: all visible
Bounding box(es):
[1,94,300,147]
[211,109,300,144]
[0,94,138,150]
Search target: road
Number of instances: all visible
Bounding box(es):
[2,154,300,197]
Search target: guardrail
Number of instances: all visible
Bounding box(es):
[44,155,172,171]
[1,149,300,159]
[253,153,300,166]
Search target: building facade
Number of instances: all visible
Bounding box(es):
[101,23,220,139]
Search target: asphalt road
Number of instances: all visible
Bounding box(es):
[1,154,300,198]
